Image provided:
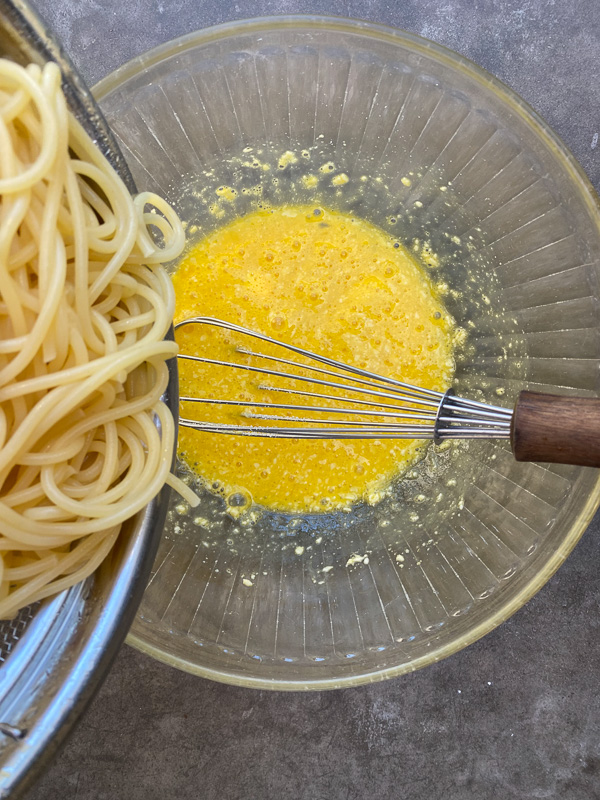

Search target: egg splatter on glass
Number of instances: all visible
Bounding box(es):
[173,205,456,514]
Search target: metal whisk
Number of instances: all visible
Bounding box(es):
[175,317,600,468]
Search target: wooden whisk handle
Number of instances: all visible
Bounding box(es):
[511,391,600,467]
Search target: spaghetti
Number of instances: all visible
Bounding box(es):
[0,59,190,619]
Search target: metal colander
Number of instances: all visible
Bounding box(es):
[0,2,175,796]
[0,507,169,797]
[0,607,37,666]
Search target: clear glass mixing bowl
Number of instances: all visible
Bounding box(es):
[95,16,600,689]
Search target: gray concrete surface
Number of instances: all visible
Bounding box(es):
[26,1,600,798]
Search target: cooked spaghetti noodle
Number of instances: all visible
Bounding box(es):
[0,59,189,619]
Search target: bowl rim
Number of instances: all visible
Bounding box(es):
[94,14,600,690]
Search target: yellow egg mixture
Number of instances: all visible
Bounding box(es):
[173,205,456,514]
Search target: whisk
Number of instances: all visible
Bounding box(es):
[175,317,600,468]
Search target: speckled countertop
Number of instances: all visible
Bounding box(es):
[26,1,600,798]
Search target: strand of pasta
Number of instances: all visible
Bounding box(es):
[0,59,192,620]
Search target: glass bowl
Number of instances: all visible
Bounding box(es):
[94,16,600,689]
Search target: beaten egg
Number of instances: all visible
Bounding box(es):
[173,204,456,514]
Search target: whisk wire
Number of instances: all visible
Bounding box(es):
[175,317,514,440]
[234,345,440,402]
[176,317,443,397]
[177,353,442,408]
[180,395,441,420]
